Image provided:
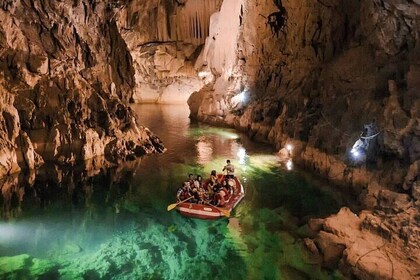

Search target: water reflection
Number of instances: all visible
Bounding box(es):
[236,147,247,165]
[196,137,213,165]
[0,104,356,279]
[0,158,140,220]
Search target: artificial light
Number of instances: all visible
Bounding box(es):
[231,90,248,106]
[286,159,293,170]
[351,148,360,159]
[237,147,247,165]
[237,91,246,103]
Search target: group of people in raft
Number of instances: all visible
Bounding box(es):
[176,160,236,207]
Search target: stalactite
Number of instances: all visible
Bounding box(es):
[161,0,223,45]
[198,0,203,41]
[195,12,199,43]
[191,11,196,43]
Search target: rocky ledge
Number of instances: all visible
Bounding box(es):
[305,203,419,280]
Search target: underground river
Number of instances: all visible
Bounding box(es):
[0,104,357,279]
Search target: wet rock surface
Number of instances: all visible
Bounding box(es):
[0,254,58,279]
[190,0,419,187]
[308,207,420,280]
[0,0,165,178]
[188,0,420,278]
[0,0,419,278]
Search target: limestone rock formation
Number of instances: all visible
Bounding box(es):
[0,0,419,277]
[0,0,165,178]
[0,82,21,178]
[188,0,419,278]
[309,207,420,279]
[190,0,419,192]
[115,0,223,104]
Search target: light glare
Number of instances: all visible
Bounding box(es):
[351,148,360,158]
[286,159,293,170]
[237,91,245,103]
[237,147,247,165]
[231,90,248,105]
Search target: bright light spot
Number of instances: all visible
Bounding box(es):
[237,147,247,165]
[351,148,360,158]
[237,91,246,103]
[286,144,293,152]
[219,131,240,139]
[198,71,209,78]
[231,90,248,105]
[286,159,293,170]
[0,222,33,244]
[0,224,17,240]
[350,139,366,160]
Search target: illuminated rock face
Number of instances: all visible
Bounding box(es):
[308,207,419,279]
[190,0,419,195]
[0,87,21,177]
[189,1,420,278]
[0,1,165,178]
[115,0,222,104]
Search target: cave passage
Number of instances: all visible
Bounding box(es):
[0,104,357,279]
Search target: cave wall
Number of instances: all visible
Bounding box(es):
[0,0,165,178]
[115,0,222,104]
[189,1,420,277]
[0,83,21,177]
[190,0,419,196]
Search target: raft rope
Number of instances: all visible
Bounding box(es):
[320,111,383,141]
[360,131,381,140]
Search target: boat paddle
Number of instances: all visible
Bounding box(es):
[167,196,194,211]
[205,202,231,218]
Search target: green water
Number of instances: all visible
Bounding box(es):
[0,104,355,279]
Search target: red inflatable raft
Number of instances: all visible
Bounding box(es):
[177,175,244,219]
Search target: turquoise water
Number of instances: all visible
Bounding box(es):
[0,104,355,279]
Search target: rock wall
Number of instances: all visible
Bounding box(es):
[189,0,420,278]
[0,0,165,179]
[115,0,222,104]
[0,82,21,177]
[191,0,419,203]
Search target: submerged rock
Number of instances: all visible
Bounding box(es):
[0,254,32,275]
[0,254,58,279]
